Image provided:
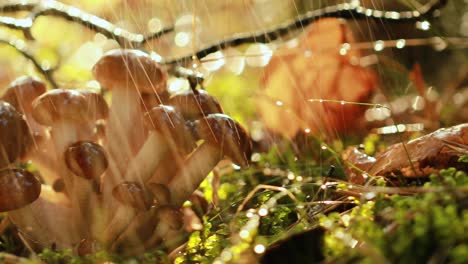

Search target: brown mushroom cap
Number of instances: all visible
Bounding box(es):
[65,141,109,180]
[0,168,41,212]
[168,89,223,120]
[155,205,184,230]
[80,90,109,121]
[2,76,46,113]
[189,190,209,217]
[92,49,167,94]
[144,105,195,154]
[0,101,31,167]
[140,90,170,110]
[147,183,170,206]
[112,181,152,211]
[32,89,108,126]
[195,114,252,168]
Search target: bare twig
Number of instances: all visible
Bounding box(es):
[162,0,447,64]
[0,0,173,48]
[0,31,58,88]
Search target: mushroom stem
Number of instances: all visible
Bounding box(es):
[110,207,158,253]
[148,151,185,186]
[8,185,78,250]
[51,122,94,237]
[123,131,168,184]
[169,143,222,206]
[23,131,60,185]
[102,87,147,214]
[105,87,146,176]
[101,206,137,245]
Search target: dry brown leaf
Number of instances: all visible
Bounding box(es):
[258,18,377,138]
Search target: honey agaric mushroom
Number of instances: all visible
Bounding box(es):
[0,168,76,249]
[65,141,109,233]
[32,89,108,236]
[140,90,170,111]
[65,141,109,181]
[112,181,153,211]
[0,168,41,211]
[144,206,183,247]
[92,49,167,177]
[103,181,153,244]
[5,176,77,250]
[115,205,184,256]
[168,89,223,121]
[1,77,61,185]
[110,206,159,255]
[169,114,252,206]
[147,183,171,207]
[110,183,170,254]
[1,76,46,138]
[124,105,195,184]
[0,101,31,169]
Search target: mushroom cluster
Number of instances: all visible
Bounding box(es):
[0,49,252,255]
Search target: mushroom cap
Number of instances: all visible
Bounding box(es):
[0,168,41,212]
[195,114,252,168]
[80,90,109,121]
[92,49,167,94]
[65,141,109,180]
[189,190,209,217]
[147,183,170,206]
[2,76,46,113]
[155,205,184,230]
[168,89,223,120]
[112,181,152,211]
[32,89,108,126]
[0,101,32,168]
[140,90,170,110]
[144,105,196,154]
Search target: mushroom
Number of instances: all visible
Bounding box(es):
[103,181,153,245]
[1,76,46,139]
[64,141,109,232]
[65,141,108,182]
[32,89,108,236]
[109,183,171,253]
[1,168,76,249]
[169,114,252,206]
[147,183,171,207]
[92,49,167,177]
[168,89,223,121]
[113,205,184,256]
[0,168,41,211]
[0,101,31,169]
[152,206,184,246]
[110,206,159,254]
[124,105,195,185]
[140,90,170,111]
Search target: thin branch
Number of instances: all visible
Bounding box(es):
[162,0,447,64]
[0,32,58,88]
[0,0,448,80]
[0,0,173,48]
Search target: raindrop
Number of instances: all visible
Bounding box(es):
[373,40,385,52]
[202,51,225,72]
[416,20,431,31]
[254,244,266,254]
[396,39,406,49]
[224,48,245,75]
[245,43,273,67]
[147,17,163,33]
[175,32,191,47]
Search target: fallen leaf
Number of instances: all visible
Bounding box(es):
[258,18,377,138]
